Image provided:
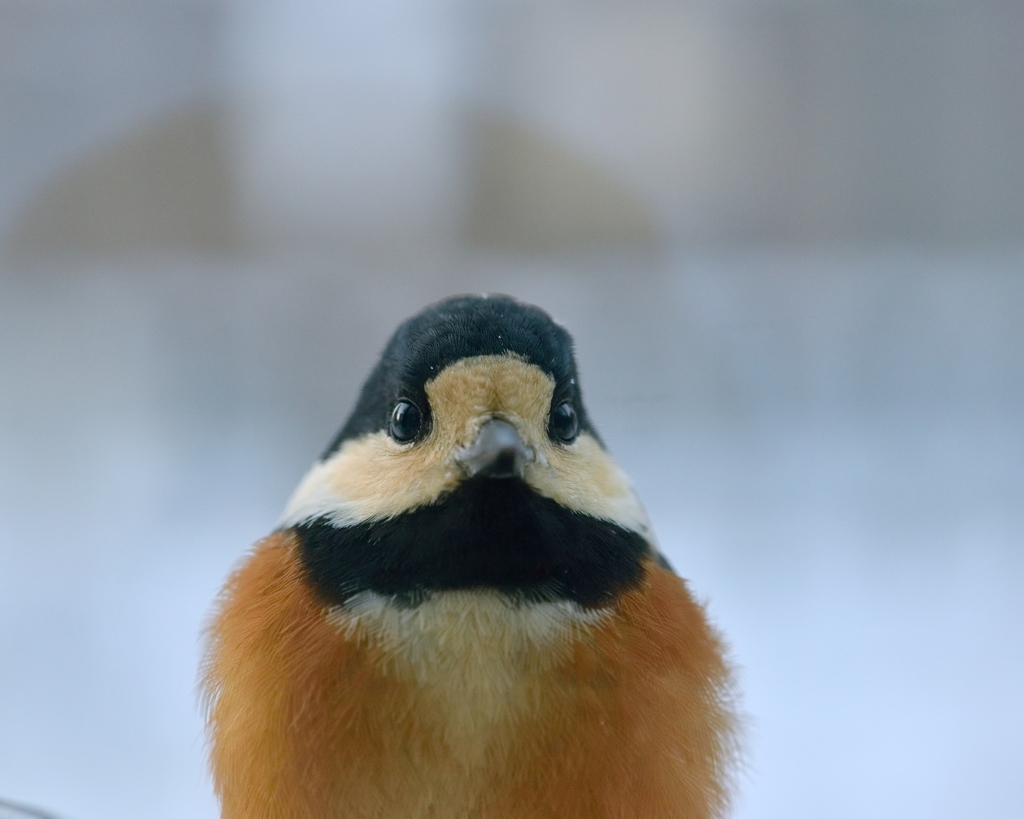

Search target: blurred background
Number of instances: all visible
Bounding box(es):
[1,1,1022,817]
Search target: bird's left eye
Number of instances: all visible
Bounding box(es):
[549,401,579,444]
[389,401,423,442]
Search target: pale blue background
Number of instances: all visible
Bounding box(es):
[1,3,1022,818]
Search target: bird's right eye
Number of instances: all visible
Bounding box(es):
[549,401,579,444]
[389,401,423,443]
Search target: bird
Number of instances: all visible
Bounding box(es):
[202,294,738,819]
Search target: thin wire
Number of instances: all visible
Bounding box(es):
[0,799,63,819]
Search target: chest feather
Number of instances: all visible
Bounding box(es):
[328,590,609,753]
[204,534,737,819]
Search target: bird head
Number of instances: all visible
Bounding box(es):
[278,294,656,611]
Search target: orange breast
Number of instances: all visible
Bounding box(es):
[203,533,737,819]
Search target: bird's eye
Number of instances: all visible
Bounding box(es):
[389,401,422,443]
[549,401,579,444]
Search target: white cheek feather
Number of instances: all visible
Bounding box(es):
[278,434,655,541]
[277,458,365,529]
[525,442,656,543]
[277,356,658,541]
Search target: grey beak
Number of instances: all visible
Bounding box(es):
[455,418,534,479]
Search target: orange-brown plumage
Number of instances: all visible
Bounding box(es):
[204,533,735,819]
[202,295,738,818]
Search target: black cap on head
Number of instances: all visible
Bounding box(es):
[322,295,596,458]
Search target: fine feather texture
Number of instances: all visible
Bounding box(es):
[203,295,739,818]
[322,295,598,456]
[280,355,651,536]
[203,533,738,819]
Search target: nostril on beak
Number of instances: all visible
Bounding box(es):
[455,418,534,479]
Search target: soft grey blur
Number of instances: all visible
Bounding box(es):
[1,2,1022,818]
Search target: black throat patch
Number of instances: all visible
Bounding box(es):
[294,479,650,608]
